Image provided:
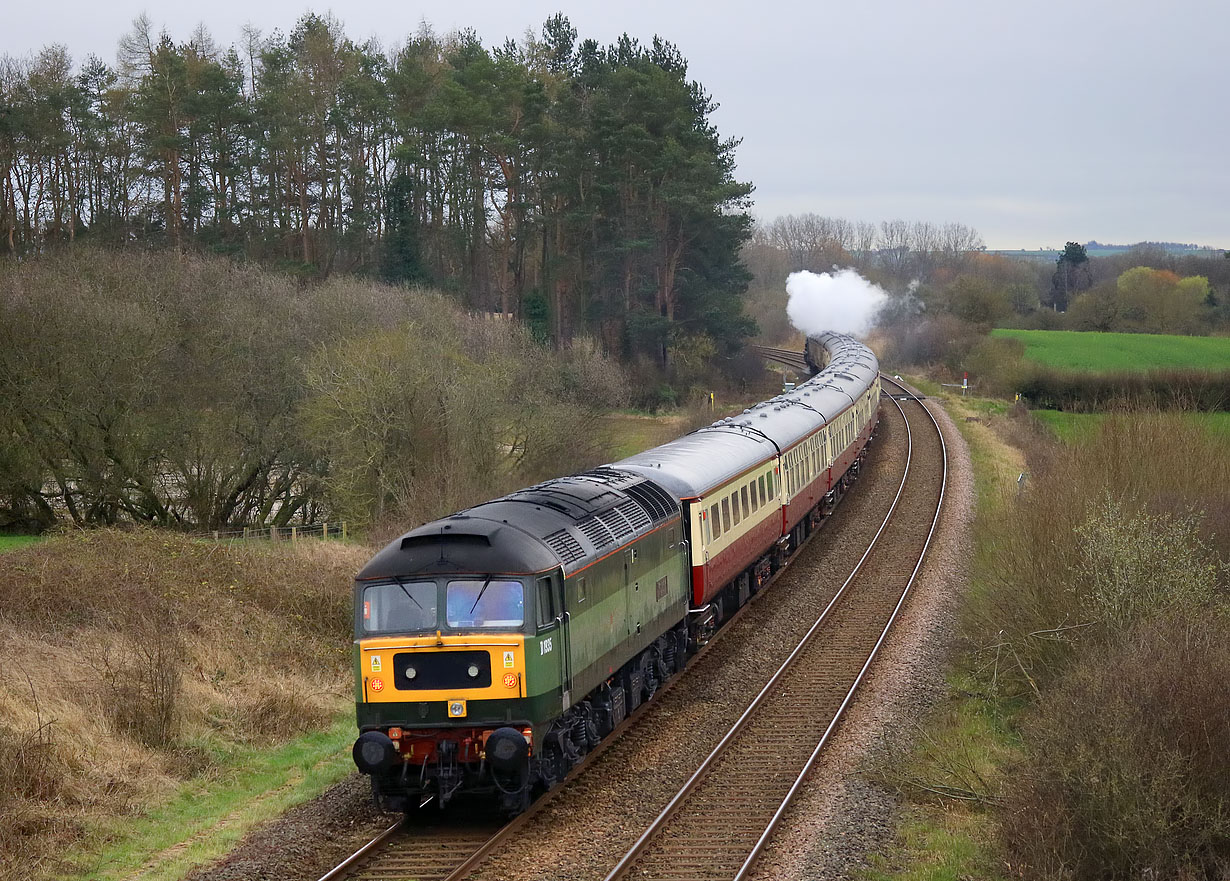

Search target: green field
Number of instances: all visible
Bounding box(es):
[1032,410,1230,443]
[991,329,1230,372]
[0,535,42,553]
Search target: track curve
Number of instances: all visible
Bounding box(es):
[317,370,948,881]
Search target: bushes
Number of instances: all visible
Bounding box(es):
[1015,366,1229,412]
[0,248,631,534]
[300,315,627,534]
[961,412,1230,877]
[1003,610,1230,879]
[965,412,1229,696]
[99,618,185,749]
[1076,497,1225,629]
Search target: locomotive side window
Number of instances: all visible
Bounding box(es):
[710,503,721,539]
[447,579,524,629]
[576,575,587,604]
[535,577,555,628]
[362,581,438,634]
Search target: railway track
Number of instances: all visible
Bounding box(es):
[318,819,499,881]
[318,370,945,881]
[754,344,812,374]
[599,376,946,881]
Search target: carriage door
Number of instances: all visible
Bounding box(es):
[536,571,573,710]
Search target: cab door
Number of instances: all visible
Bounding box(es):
[535,571,573,710]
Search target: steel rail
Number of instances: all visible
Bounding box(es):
[601,382,924,881]
[315,820,404,881]
[729,374,948,879]
[753,344,811,372]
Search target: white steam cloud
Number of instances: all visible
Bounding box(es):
[785,269,888,337]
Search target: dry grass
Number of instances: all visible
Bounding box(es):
[0,528,368,878]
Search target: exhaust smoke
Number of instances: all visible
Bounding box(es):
[785,269,888,337]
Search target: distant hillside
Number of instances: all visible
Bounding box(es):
[990,242,1226,260]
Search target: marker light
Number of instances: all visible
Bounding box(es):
[503,672,518,689]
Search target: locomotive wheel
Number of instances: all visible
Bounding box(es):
[640,649,659,701]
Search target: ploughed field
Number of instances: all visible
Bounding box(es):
[991,329,1230,372]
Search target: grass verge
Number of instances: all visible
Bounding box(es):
[862,384,1026,881]
[0,529,369,880]
[72,717,355,881]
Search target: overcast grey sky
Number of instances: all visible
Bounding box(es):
[5,0,1226,249]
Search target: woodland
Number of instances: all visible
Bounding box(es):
[0,13,754,362]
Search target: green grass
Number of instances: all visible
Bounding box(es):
[860,390,1026,880]
[598,413,687,460]
[0,534,42,553]
[861,677,1016,881]
[69,716,357,881]
[861,813,1002,881]
[1033,409,1230,443]
[991,329,1230,372]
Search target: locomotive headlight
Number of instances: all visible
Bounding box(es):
[467,664,480,678]
[405,666,417,680]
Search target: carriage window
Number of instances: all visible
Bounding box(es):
[722,498,731,532]
[749,481,758,512]
[710,503,721,539]
[758,475,766,505]
[767,472,775,497]
[362,581,438,634]
[731,492,741,526]
[741,486,750,517]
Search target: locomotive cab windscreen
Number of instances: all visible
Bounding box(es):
[357,577,529,636]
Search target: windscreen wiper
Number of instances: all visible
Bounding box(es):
[468,575,494,615]
[397,581,425,609]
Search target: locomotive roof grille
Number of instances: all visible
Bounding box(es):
[542,529,586,565]
[596,506,636,541]
[578,516,616,551]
